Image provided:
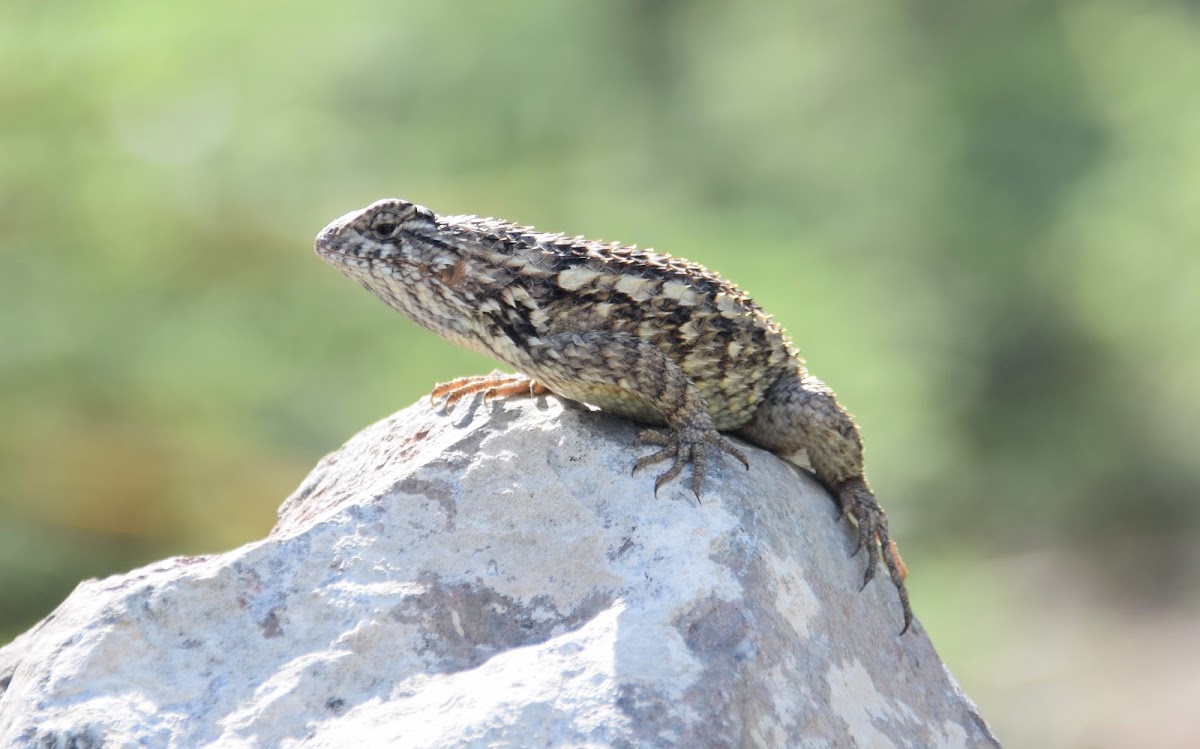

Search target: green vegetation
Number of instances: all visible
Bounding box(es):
[3,0,1199,739]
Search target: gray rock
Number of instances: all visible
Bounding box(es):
[0,396,1000,748]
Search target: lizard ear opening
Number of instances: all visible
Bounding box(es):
[437,260,468,288]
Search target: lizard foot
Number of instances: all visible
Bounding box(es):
[430,371,549,412]
[632,425,749,500]
[837,477,913,634]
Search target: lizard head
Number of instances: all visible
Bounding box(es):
[314,198,446,273]
[314,198,493,345]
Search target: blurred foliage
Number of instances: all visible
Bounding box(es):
[2,0,1200,743]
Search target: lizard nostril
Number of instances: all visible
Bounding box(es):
[315,224,342,250]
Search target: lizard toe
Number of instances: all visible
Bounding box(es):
[633,445,677,476]
[633,426,746,498]
[636,429,671,446]
[838,477,915,633]
[652,454,689,497]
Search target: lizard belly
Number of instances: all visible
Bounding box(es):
[545,381,668,426]
[534,376,757,432]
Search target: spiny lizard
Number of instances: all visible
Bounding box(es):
[315,198,912,633]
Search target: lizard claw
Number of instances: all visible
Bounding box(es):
[838,478,914,634]
[633,426,747,500]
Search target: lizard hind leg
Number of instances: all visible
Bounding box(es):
[430,371,549,412]
[738,370,914,633]
[526,331,748,500]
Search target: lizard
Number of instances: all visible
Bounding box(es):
[314,198,913,633]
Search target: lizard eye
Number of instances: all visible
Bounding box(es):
[369,212,401,241]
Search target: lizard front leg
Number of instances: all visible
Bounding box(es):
[431,371,549,411]
[737,370,913,633]
[524,331,748,498]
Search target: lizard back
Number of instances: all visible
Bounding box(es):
[316,199,801,429]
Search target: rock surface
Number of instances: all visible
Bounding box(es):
[0,395,999,748]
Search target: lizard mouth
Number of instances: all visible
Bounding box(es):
[313,243,363,268]
[313,243,347,262]
[314,243,389,274]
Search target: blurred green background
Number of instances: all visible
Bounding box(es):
[2,1,1198,745]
